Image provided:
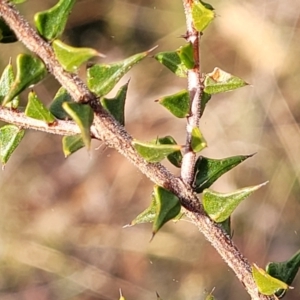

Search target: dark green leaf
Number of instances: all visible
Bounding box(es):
[193,154,253,193]
[220,217,231,237]
[25,91,56,124]
[204,67,248,94]
[253,264,289,296]
[62,102,94,149]
[0,125,25,165]
[200,91,211,117]
[34,0,76,40]
[154,50,188,78]
[0,61,19,108]
[203,183,267,223]
[191,127,207,152]
[192,1,215,32]
[152,185,181,237]
[158,89,190,118]
[49,87,73,120]
[62,134,85,157]
[177,43,194,69]
[156,136,183,168]
[100,81,128,125]
[132,139,181,163]
[87,47,155,96]
[2,54,47,106]
[0,18,17,43]
[266,250,300,298]
[52,39,104,72]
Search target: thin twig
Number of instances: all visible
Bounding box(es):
[180,0,203,185]
[0,1,274,299]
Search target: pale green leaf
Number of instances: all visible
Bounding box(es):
[192,1,215,32]
[62,134,85,157]
[191,127,207,152]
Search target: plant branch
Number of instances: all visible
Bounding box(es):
[180,0,203,185]
[0,1,274,299]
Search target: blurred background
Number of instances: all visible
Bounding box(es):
[0,0,300,299]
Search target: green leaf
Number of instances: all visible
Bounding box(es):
[0,61,19,108]
[266,250,300,298]
[192,1,215,32]
[193,154,253,193]
[0,125,25,165]
[152,185,181,237]
[87,47,155,97]
[0,18,17,43]
[2,54,47,106]
[62,134,85,157]
[132,139,181,163]
[253,264,289,296]
[52,39,104,72]
[177,43,194,69]
[158,89,190,118]
[154,50,188,78]
[203,183,267,223]
[200,91,211,117]
[191,127,207,152]
[220,217,231,237]
[129,194,157,226]
[34,0,76,40]
[204,67,248,94]
[62,102,94,149]
[100,82,128,126]
[156,136,183,168]
[49,87,73,120]
[25,91,56,124]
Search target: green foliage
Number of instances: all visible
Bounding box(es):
[252,264,289,296]
[25,91,56,124]
[193,154,253,193]
[62,102,94,149]
[34,0,76,40]
[0,18,17,43]
[177,43,195,69]
[52,39,103,72]
[202,183,267,222]
[191,1,215,32]
[100,82,128,126]
[49,87,73,120]
[191,127,207,152]
[2,54,47,106]
[62,134,85,157]
[87,48,155,97]
[266,250,300,298]
[0,125,25,165]
[158,89,190,118]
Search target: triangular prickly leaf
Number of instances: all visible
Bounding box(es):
[156,136,182,168]
[34,0,76,40]
[220,217,231,237]
[100,81,128,125]
[203,183,267,223]
[200,91,211,117]
[25,91,56,124]
[152,185,181,237]
[87,47,155,97]
[204,67,248,94]
[252,264,289,296]
[0,61,19,108]
[62,134,85,157]
[177,43,194,69]
[158,89,190,118]
[266,250,300,298]
[191,127,207,152]
[0,18,17,43]
[0,125,25,165]
[192,1,215,32]
[49,87,72,120]
[2,54,47,105]
[128,194,157,226]
[132,139,181,163]
[62,102,94,149]
[193,154,253,193]
[52,39,104,72]
[154,50,188,78]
